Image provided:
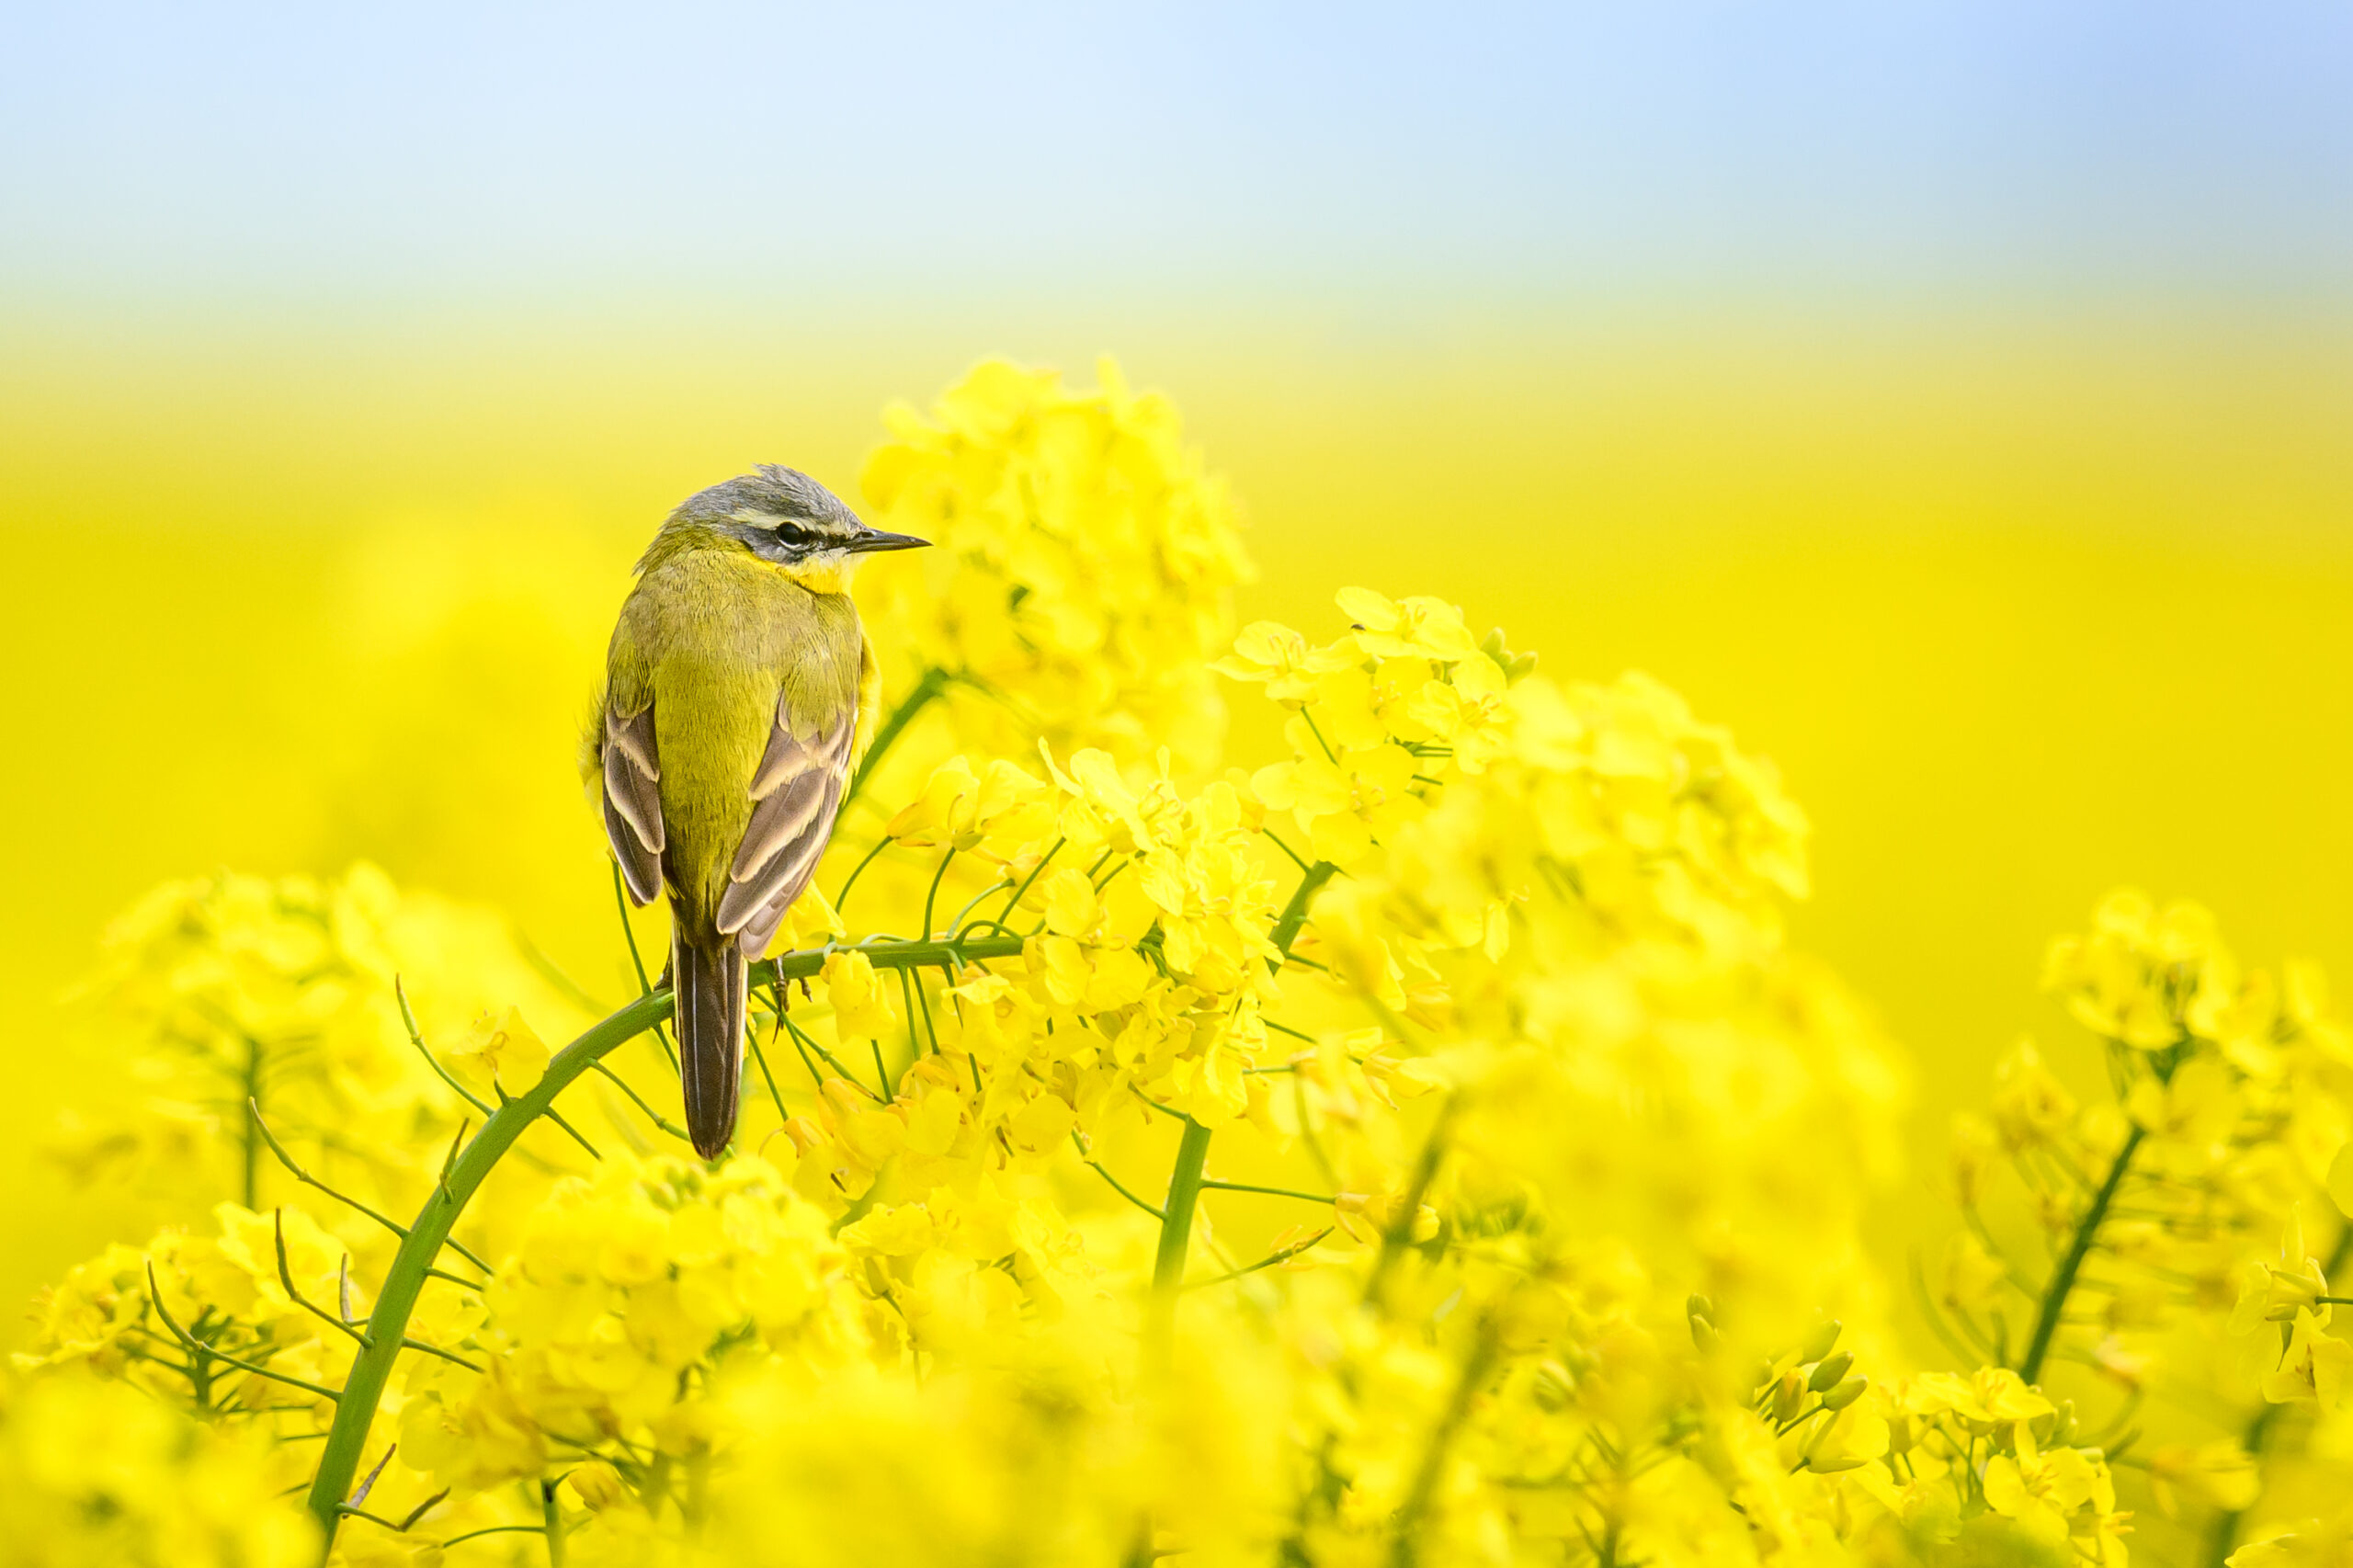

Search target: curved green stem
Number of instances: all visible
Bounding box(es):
[1272,861,1336,960]
[304,933,1024,1555]
[2018,1124,2143,1385]
[920,846,959,940]
[304,987,672,1539]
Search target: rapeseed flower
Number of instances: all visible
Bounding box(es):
[19,363,2353,1567]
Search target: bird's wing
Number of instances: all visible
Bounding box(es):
[714,689,855,952]
[601,701,666,905]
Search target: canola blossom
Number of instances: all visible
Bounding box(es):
[12,359,2353,1568]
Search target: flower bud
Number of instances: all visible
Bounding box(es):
[1530,1359,1575,1411]
[1808,1351,1854,1392]
[1819,1376,1869,1411]
[2265,1264,2326,1322]
[1771,1371,1805,1425]
[1797,1319,1842,1365]
[565,1460,627,1513]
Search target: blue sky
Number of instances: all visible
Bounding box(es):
[5,3,2348,306]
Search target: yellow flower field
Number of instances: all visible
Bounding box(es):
[6,347,2353,1566]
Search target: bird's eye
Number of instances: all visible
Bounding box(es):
[773,521,815,548]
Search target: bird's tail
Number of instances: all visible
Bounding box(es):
[673,926,745,1161]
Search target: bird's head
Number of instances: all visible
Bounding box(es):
[665,464,927,589]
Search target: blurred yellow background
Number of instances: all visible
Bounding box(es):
[6,302,2349,1339]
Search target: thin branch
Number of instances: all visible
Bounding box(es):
[1185,1228,1334,1290]
[145,1264,342,1403]
[400,1336,483,1373]
[945,874,1014,939]
[246,1100,411,1244]
[441,1526,548,1549]
[612,861,679,1074]
[394,977,493,1116]
[1074,1139,1167,1221]
[513,930,608,1015]
[783,1012,886,1101]
[273,1210,367,1346]
[400,1489,451,1530]
[533,1101,604,1162]
[912,967,942,1053]
[994,838,1063,927]
[833,835,895,914]
[1262,828,1313,874]
[589,1059,691,1142]
[1200,1179,1338,1205]
[921,846,959,940]
[746,1021,791,1126]
[2018,1125,2144,1383]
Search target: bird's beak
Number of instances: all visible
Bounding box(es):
[848,528,930,553]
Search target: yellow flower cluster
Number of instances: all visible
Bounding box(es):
[858,357,1254,776]
[1940,890,2353,1564]
[22,1201,354,1423]
[401,1153,870,1505]
[49,863,599,1222]
[0,1369,318,1566]
[25,364,2353,1568]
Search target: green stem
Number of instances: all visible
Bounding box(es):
[1131,855,1341,1357]
[241,1034,264,1210]
[1146,1119,1215,1350]
[303,988,670,1540]
[844,666,947,806]
[921,846,958,939]
[1271,862,1336,960]
[1364,1094,1458,1308]
[1135,858,1336,1348]
[543,1479,566,1567]
[302,933,1024,1555]
[2018,1124,2143,1385]
[612,861,679,1074]
[1389,1317,1502,1568]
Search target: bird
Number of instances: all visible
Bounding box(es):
[591,465,927,1159]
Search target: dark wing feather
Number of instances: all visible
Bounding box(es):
[715,697,855,949]
[601,703,665,905]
